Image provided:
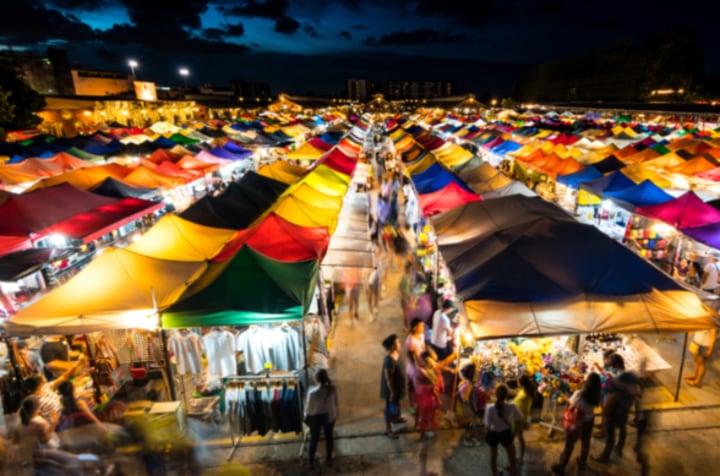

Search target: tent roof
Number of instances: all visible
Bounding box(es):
[180,171,288,229]
[286,142,326,160]
[412,163,474,195]
[257,160,306,185]
[463,289,718,340]
[0,248,74,281]
[556,165,603,188]
[122,165,187,189]
[162,246,318,328]
[636,191,720,230]
[6,248,207,335]
[431,195,683,302]
[128,214,237,261]
[603,180,674,211]
[579,170,635,196]
[481,181,537,199]
[90,177,158,199]
[418,181,481,217]
[0,183,116,237]
[214,213,329,262]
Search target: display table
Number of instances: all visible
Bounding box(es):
[583,336,671,375]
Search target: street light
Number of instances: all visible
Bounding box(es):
[128,59,138,80]
[179,67,190,87]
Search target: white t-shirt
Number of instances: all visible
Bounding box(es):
[702,262,719,290]
[430,311,451,349]
[570,390,596,423]
[202,330,237,377]
[694,329,716,347]
[483,402,522,432]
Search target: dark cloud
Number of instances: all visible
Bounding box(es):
[303,24,319,38]
[94,46,123,64]
[0,2,97,45]
[203,27,225,39]
[338,30,352,40]
[219,0,289,20]
[274,16,300,34]
[364,28,467,47]
[100,23,250,54]
[351,24,369,30]
[45,0,112,10]
[121,0,210,30]
[415,0,502,26]
[223,22,246,37]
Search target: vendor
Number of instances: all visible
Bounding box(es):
[40,336,84,381]
[430,299,458,367]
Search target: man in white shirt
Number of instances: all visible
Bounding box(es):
[430,299,456,365]
[701,255,719,293]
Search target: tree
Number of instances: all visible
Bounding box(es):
[0,64,46,133]
[641,28,704,101]
[0,86,15,139]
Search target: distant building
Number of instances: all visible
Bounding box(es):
[515,45,653,103]
[71,68,133,97]
[347,79,455,102]
[0,47,74,95]
[231,80,271,101]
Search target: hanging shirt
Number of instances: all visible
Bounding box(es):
[169,331,203,375]
[202,330,237,377]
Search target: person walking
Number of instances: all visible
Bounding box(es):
[367,265,381,322]
[484,383,522,476]
[552,373,602,474]
[414,351,441,441]
[380,334,406,438]
[685,328,718,388]
[512,374,537,466]
[700,254,719,293]
[304,369,339,469]
[593,354,640,464]
[405,318,429,422]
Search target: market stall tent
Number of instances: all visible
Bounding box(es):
[635,191,720,229]
[5,248,207,335]
[429,196,718,339]
[127,214,237,261]
[162,246,318,328]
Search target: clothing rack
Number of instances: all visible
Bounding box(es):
[223,372,302,461]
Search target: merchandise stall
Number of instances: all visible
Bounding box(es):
[430,195,720,417]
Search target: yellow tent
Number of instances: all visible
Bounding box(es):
[257,160,306,185]
[433,144,474,168]
[464,289,718,340]
[302,164,351,193]
[123,166,187,188]
[285,183,344,212]
[128,214,237,261]
[642,152,687,171]
[272,194,339,232]
[286,142,326,160]
[5,248,207,335]
[406,153,437,175]
[620,163,672,189]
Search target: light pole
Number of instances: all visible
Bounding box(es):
[128,59,138,81]
[179,67,190,88]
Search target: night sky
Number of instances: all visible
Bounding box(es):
[0,0,718,96]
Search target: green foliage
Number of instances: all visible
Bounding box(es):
[0,64,46,130]
[500,97,517,109]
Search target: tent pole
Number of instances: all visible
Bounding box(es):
[675,332,689,402]
[160,329,176,401]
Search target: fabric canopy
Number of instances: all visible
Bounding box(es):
[556,166,603,188]
[90,177,158,199]
[603,180,674,211]
[162,246,318,328]
[257,160,306,184]
[180,172,287,229]
[214,213,329,262]
[128,214,237,261]
[429,196,717,339]
[579,170,635,196]
[0,248,73,281]
[0,183,115,237]
[636,191,720,229]
[683,222,720,250]
[418,182,481,217]
[481,181,537,199]
[6,248,207,335]
[412,163,473,195]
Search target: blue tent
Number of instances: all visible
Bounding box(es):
[491,141,522,155]
[591,155,626,173]
[603,180,674,211]
[411,163,473,195]
[429,196,681,303]
[579,170,634,196]
[152,136,177,149]
[557,166,603,188]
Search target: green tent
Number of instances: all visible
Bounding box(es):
[66,147,105,162]
[169,133,200,145]
[161,246,318,328]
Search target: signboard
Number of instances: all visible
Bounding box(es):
[134,81,157,101]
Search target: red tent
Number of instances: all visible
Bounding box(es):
[0,183,116,237]
[313,148,357,176]
[308,138,333,151]
[418,182,481,217]
[213,213,329,262]
[40,198,164,243]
